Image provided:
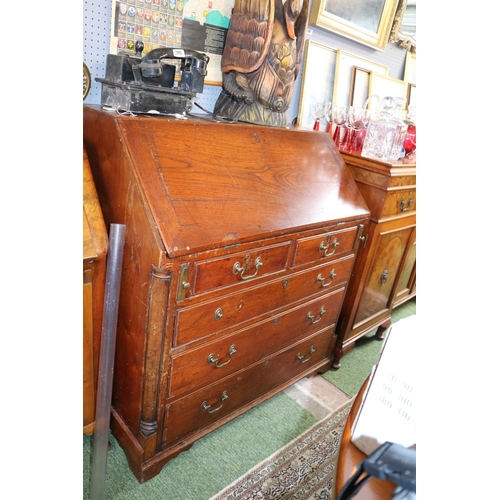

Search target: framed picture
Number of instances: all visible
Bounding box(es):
[404,52,417,84]
[349,67,372,107]
[333,50,388,107]
[296,40,338,131]
[309,0,400,51]
[368,73,408,106]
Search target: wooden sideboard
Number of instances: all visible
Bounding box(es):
[83,147,108,435]
[333,152,416,368]
[83,105,370,482]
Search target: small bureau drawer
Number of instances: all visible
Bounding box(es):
[191,242,291,295]
[292,226,359,267]
[174,254,355,346]
[169,286,345,396]
[381,189,416,218]
[163,327,333,445]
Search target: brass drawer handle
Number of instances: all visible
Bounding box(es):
[200,391,229,414]
[399,197,413,212]
[207,345,237,368]
[214,308,223,320]
[319,237,339,257]
[233,256,263,280]
[316,269,337,287]
[296,345,315,363]
[380,269,389,285]
[306,306,326,324]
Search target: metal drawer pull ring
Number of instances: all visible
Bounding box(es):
[233,256,263,280]
[319,237,339,257]
[207,345,237,368]
[297,345,315,363]
[316,269,337,287]
[399,197,413,212]
[306,306,326,324]
[200,390,229,413]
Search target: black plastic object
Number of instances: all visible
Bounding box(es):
[337,441,416,500]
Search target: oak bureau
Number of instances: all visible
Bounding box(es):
[83,105,370,482]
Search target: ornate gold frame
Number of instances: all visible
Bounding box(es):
[389,0,416,54]
[309,0,400,51]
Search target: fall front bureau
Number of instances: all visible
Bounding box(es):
[83,105,370,482]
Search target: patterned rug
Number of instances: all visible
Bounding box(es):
[208,398,354,500]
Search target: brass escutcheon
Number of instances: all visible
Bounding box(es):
[214,307,223,320]
[380,269,389,285]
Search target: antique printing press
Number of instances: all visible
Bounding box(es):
[96,41,209,115]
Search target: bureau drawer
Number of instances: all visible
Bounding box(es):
[163,327,333,445]
[174,254,355,346]
[169,287,345,396]
[292,226,359,267]
[381,188,416,218]
[191,242,291,295]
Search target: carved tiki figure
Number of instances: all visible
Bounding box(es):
[213,0,310,128]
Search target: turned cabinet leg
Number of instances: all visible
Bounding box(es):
[332,343,355,369]
[376,318,392,340]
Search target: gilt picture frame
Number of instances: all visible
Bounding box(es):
[349,67,372,107]
[296,40,338,131]
[407,83,416,108]
[404,52,417,84]
[368,73,408,106]
[333,50,388,107]
[309,0,400,51]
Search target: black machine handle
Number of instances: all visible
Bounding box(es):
[134,41,209,78]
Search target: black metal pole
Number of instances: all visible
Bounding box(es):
[90,223,126,500]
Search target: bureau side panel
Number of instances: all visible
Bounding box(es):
[84,107,170,439]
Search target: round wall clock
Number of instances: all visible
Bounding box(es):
[83,62,91,100]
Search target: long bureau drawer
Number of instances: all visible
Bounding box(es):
[163,326,334,446]
[174,254,355,346]
[169,286,345,396]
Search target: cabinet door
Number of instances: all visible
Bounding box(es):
[394,227,416,306]
[354,225,414,327]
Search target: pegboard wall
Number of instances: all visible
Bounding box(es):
[83,0,410,122]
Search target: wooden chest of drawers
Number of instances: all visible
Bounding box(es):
[83,105,370,482]
[334,152,416,368]
[83,147,108,435]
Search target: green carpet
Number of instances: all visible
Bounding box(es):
[83,298,415,499]
[83,392,318,500]
[322,297,417,397]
